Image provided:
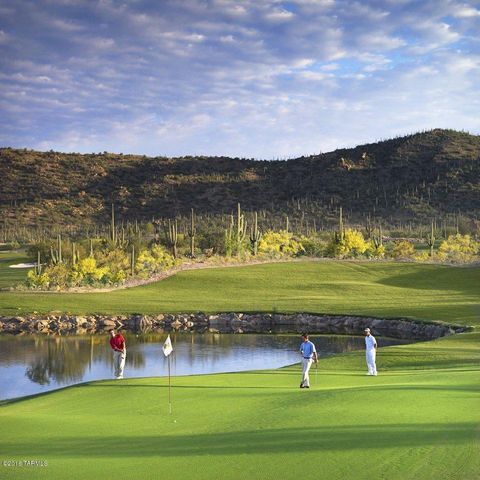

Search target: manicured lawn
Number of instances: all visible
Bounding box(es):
[0,261,479,327]
[0,250,31,289]
[1,331,479,480]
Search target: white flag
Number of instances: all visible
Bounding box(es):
[163,335,173,357]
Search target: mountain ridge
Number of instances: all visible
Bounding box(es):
[1,128,479,228]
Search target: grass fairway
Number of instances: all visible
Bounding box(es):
[1,332,479,480]
[0,261,479,327]
[0,250,30,289]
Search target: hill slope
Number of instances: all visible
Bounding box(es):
[1,129,479,227]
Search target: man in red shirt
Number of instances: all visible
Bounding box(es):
[109,329,126,379]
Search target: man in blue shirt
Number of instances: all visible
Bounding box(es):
[299,333,318,388]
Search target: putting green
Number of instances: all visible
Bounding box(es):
[1,332,479,480]
[1,261,479,328]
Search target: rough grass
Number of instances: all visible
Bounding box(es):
[0,261,479,327]
[1,332,479,480]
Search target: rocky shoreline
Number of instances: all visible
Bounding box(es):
[0,312,469,340]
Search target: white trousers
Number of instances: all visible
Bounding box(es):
[113,350,126,378]
[301,358,313,386]
[366,349,377,375]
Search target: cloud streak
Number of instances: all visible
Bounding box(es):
[0,0,479,157]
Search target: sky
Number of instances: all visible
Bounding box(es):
[0,0,479,159]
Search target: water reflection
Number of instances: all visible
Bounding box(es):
[0,333,411,400]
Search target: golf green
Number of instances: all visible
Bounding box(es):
[1,332,479,480]
[1,260,479,478]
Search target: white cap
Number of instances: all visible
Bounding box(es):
[364,328,371,332]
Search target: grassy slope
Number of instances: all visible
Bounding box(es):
[0,261,479,327]
[1,332,479,480]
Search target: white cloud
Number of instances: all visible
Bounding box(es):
[265,8,295,22]
[1,0,479,157]
[454,5,480,17]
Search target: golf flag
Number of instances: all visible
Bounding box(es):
[163,335,173,357]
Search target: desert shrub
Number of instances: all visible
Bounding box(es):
[414,251,431,262]
[197,228,224,254]
[437,234,479,263]
[71,257,110,285]
[391,240,416,260]
[327,229,369,258]
[365,241,386,258]
[45,263,71,288]
[96,248,130,277]
[299,235,328,257]
[136,244,175,277]
[105,269,127,284]
[26,270,51,288]
[27,241,51,261]
[258,230,305,257]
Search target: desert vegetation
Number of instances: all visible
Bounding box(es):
[1,129,478,291]
[0,201,476,291]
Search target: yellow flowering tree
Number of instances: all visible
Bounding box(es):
[258,230,305,257]
[26,270,51,288]
[392,240,416,260]
[328,229,369,258]
[438,234,479,263]
[72,257,110,285]
[365,240,386,258]
[136,244,176,277]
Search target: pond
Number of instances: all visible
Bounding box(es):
[0,333,411,401]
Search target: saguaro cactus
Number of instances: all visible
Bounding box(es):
[72,242,77,266]
[110,203,116,245]
[188,208,196,258]
[50,234,63,264]
[427,220,436,257]
[35,250,42,275]
[235,203,247,256]
[58,234,63,263]
[338,207,344,243]
[166,219,178,259]
[372,225,383,249]
[131,245,135,276]
[365,214,373,239]
[249,211,262,256]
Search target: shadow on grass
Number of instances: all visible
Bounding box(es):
[374,266,480,294]
[2,423,477,458]
[86,384,296,390]
[84,382,480,395]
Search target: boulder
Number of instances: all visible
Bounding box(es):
[171,320,182,329]
[99,319,116,327]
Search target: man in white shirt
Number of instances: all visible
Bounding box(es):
[364,328,377,376]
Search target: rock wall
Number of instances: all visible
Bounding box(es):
[0,312,468,340]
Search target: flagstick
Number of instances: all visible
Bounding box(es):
[168,354,172,415]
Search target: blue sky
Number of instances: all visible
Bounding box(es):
[0,0,479,158]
